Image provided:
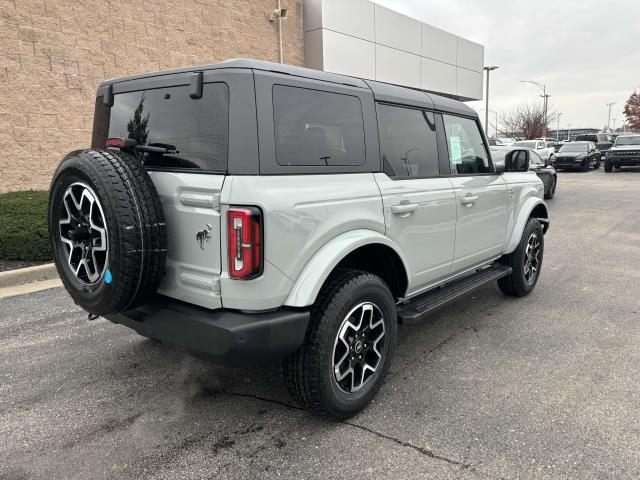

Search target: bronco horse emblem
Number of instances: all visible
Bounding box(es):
[196,224,212,249]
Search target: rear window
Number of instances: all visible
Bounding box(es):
[101,83,229,172]
[576,134,596,142]
[273,85,365,167]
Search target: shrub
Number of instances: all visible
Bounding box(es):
[0,190,52,261]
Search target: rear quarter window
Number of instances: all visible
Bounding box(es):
[272,85,366,167]
[102,83,229,172]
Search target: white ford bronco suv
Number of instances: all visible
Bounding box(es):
[48,59,549,418]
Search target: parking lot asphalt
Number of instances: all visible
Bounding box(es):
[2,168,640,480]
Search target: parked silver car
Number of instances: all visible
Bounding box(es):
[48,59,550,418]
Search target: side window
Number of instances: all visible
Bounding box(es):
[272,85,365,167]
[377,104,439,177]
[442,115,491,174]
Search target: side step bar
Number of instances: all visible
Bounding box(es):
[397,264,512,325]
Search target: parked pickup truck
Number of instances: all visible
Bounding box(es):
[48,59,550,418]
[513,140,556,165]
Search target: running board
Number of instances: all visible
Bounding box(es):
[397,264,512,325]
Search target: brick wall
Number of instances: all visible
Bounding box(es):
[0,0,303,193]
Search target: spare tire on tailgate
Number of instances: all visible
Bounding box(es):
[48,149,167,316]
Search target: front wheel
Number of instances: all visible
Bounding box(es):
[544,176,556,200]
[284,269,397,418]
[498,218,544,297]
[581,160,590,172]
[604,161,613,172]
[594,157,601,169]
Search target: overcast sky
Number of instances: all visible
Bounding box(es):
[374,0,640,132]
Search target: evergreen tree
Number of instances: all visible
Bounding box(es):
[127,95,150,145]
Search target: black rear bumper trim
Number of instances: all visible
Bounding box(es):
[106,298,309,366]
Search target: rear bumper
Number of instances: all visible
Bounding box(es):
[106,297,309,366]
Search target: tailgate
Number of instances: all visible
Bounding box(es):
[150,171,224,310]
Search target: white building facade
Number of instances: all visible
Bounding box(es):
[303,0,484,101]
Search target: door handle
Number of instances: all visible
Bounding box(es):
[460,194,479,205]
[391,203,418,215]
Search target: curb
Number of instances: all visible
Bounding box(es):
[0,263,59,288]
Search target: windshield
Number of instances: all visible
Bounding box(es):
[615,136,640,146]
[559,143,588,152]
[515,141,536,149]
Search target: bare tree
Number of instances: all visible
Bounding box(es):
[498,103,556,139]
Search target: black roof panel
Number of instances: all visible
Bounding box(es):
[100,58,475,117]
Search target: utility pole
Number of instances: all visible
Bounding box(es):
[556,113,562,140]
[484,66,498,136]
[521,80,549,138]
[613,118,617,131]
[606,102,615,131]
[541,94,550,137]
[567,123,572,141]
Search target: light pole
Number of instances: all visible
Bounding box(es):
[556,113,562,140]
[613,118,617,131]
[606,102,615,131]
[521,80,549,137]
[484,66,498,136]
[478,108,499,138]
[567,123,572,141]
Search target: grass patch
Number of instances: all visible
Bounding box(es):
[0,190,52,261]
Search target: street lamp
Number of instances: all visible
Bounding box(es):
[521,80,549,137]
[606,102,615,131]
[484,66,498,135]
[556,113,562,140]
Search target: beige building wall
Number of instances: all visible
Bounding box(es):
[0,0,303,193]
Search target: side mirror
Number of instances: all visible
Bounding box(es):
[504,149,530,172]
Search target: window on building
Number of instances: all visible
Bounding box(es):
[273,85,366,167]
[442,115,491,174]
[107,83,229,172]
[377,104,439,177]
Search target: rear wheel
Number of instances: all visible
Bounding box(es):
[498,218,544,297]
[284,269,397,418]
[544,176,556,200]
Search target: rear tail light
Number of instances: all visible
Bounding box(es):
[227,206,263,279]
[105,137,125,148]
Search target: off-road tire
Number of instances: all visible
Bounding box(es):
[604,161,613,172]
[594,158,601,169]
[544,176,556,200]
[48,149,167,315]
[498,218,544,297]
[283,269,397,418]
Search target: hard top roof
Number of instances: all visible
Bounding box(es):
[100,58,476,117]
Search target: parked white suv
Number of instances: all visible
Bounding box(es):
[48,59,550,418]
